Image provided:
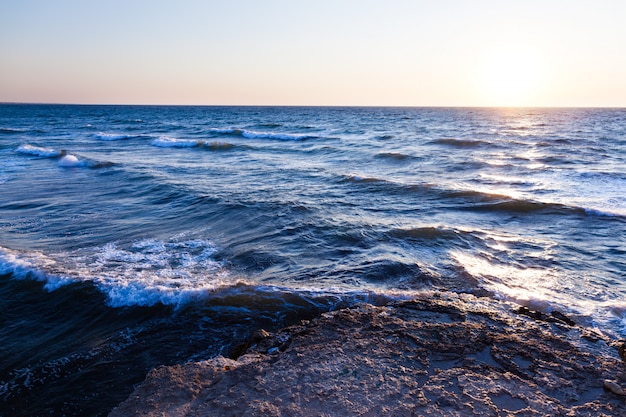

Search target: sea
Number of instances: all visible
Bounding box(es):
[1,104,625,416]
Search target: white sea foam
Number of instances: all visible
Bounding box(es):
[241,130,311,141]
[93,239,230,306]
[209,128,238,134]
[209,127,312,141]
[0,239,231,307]
[0,240,393,310]
[94,132,134,141]
[16,144,63,158]
[583,206,626,218]
[1,127,27,133]
[0,247,74,291]
[57,154,84,167]
[151,136,201,148]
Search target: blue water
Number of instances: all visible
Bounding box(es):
[1,104,625,415]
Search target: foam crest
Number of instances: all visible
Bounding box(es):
[0,239,230,307]
[584,207,626,218]
[1,127,27,134]
[16,144,63,158]
[151,136,201,148]
[209,128,313,141]
[85,239,229,306]
[0,247,74,291]
[0,241,401,310]
[241,130,313,141]
[94,132,135,141]
[57,154,83,167]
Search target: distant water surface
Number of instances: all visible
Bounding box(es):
[1,104,625,415]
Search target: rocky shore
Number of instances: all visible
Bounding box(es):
[110,292,626,416]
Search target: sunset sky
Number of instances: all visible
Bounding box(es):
[1,0,625,107]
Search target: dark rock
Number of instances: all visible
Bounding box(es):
[514,306,576,327]
[618,341,626,363]
[551,310,576,326]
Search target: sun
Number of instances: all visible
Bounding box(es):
[477,44,545,107]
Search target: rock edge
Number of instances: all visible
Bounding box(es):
[110,292,626,416]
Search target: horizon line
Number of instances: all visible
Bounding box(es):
[1,101,625,110]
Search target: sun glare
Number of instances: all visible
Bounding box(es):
[478,44,545,107]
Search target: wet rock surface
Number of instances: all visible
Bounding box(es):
[110,293,626,416]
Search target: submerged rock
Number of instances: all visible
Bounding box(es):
[110,292,625,416]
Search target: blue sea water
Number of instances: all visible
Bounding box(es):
[1,104,625,415]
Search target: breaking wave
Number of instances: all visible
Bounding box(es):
[209,128,317,141]
[151,136,202,148]
[16,144,64,158]
[94,132,139,141]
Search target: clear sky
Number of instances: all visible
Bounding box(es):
[1,0,625,107]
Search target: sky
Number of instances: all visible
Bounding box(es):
[1,0,625,107]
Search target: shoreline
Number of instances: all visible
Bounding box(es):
[110,292,626,416]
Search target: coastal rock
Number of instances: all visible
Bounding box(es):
[618,341,626,362]
[110,293,625,416]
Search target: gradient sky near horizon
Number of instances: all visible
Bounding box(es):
[1,0,625,107]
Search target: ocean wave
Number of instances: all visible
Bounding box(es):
[0,242,399,310]
[209,128,316,141]
[57,154,85,167]
[339,174,608,219]
[430,138,493,148]
[202,141,239,151]
[583,207,626,218]
[375,152,414,161]
[455,193,586,215]
[387,225,471,242]
[1,127,27,134]
[0,247,75,291]
[341,174,392,185]
[94,132,137,141]
[15,144,113,168]
[445,187,626,219]
[448,250,608,328]
[256,123,283,128]
[478,174,535,187]
[16,144,65,158]
[58,154,114,169]
[0,240,225,307]
[151,136,202,148]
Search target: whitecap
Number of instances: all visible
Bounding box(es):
[0,240,395,310]
[57,154,84,167]
[241,129,312,141]
[94,132,134,141]
[151,136,201,148]
[16,144,63,158]
[583,207,626,218]
[1,127,27,134]
[0,246,74,291]
[0,239,229,307]
[209,127,313,141]
[209,128,238,135]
